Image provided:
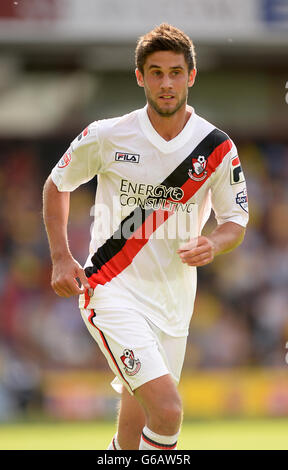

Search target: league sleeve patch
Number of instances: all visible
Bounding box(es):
[71,125,92,152]
[77,126,90,143]
[57,150,72,168]
[236,188,248,213]
[230,155,245,185]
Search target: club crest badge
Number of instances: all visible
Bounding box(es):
[188,155,208,181]
[120,349,141,376]
[58,150,72,168]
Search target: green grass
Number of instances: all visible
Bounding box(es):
[0,418,287,450]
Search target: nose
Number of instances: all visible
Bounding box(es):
[160,74,173,90]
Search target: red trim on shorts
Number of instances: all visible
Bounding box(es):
[84,288,91,308]
[87,309,133,393]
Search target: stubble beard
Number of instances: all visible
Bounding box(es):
[146,91,188,118]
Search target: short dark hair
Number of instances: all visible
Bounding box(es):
[135,23,196,74]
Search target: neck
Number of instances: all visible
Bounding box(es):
[146,104,192,141]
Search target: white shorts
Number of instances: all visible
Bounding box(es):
[80,308,187,395]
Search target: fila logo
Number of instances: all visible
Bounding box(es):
[115,152,140,163]
[230,155,245,185]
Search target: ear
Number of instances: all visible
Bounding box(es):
[135,68,144,88]
[188,68,197,88]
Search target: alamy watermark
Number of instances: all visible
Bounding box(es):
[89,195,199,243]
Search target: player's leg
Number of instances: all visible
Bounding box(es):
[133,326,187,450]
[116,386,146,450]
[112,374,182,450]
[80,307,155,449]
[110,374,181,450]
[135,373,182,450]
[135,373,182,435]
[80,308,185,450]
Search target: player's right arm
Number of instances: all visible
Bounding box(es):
[43,175,90,297]
[43,122,103,297]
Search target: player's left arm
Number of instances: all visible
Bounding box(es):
[177,221,245,267]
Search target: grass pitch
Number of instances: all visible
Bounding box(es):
[0,418,287,450]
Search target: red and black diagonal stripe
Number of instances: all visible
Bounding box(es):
[84,128,232,305]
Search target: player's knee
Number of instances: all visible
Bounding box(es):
[151,396,182,433]
[135,376,182,433]
[162,398,182,426]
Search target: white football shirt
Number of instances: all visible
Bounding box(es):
[51,106,249,337]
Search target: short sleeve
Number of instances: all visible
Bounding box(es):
[51,121,103,192]
[210,140,249,227]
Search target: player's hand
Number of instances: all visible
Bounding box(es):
[177,236,215,267]
[51,256,91,297]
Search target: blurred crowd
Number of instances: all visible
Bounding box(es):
[0,138,288,418]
